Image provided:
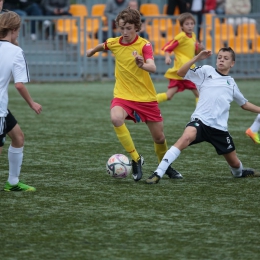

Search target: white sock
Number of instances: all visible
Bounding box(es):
[8,145,24,185]
[156,146,181,178]
[250,114,260,132]
[230,161,243,178]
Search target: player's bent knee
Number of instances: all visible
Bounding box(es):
[153,136,165,144]
[111,117,124,127]
[12,132,24,147]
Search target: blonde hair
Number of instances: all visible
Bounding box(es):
[0,11,21,39]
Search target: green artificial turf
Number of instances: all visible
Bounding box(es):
[1,80,260,260]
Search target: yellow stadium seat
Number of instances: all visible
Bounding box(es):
[227,36,250,53]
[237,23,259,40]
[69,4,88,28]
[56,18,77,34]
[252,36,260,53]
[91,4,107,24]
[146,25,161,41]
[214,23,235,41]
[153,38,167,56]
[91,4,105,16]
[140,3,160,16]
[165,21,181,40]
[69,4,100,34]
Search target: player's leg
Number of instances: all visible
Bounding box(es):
[4,111,35,191]
[183,79,199,105]
[223,151,260,177]
[245,114,260,144]
[0,117,5,155]
[156,87,178,103]
[191,89,199,105]
[146,125,197,184]
[110,105,143,181]
[147,121,182,179]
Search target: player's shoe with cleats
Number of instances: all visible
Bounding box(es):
[146,172,161,184]
[245,128,260,144]
[4,181,36,192]
[132,155,144,181]
[165,165,183,179]
[241,168,260,177]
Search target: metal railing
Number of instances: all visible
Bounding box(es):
[18,14,260,82]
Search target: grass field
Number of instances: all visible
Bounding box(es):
[1,80,260,260]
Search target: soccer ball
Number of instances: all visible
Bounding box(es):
[106,154,132,178]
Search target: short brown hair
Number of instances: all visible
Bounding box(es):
[178,12,196,26]
[218,47,236,61]
[115,7,141,32]
[0,11,21,39]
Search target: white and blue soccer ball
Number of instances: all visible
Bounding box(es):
[106,154,132,178]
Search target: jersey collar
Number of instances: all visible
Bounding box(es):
[215,69,229,76]
[119,35,139,46]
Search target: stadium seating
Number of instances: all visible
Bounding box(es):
[69,4,88,27]
[153,38,167,56]
[140,3,160,16]
[237,23,259,40]
[91,4,106,25]
[214,23,235,41]
[56,18,77,35]
[56,4,88,35]
[227,37,250,53]
[252,36,260,53]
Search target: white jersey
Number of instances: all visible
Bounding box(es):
[184,65,247,131]
[0,40,30,117]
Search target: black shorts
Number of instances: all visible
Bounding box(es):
[0,110,17,147]
[186,119,235,155]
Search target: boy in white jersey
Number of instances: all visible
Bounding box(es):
[0,11,42,191]
[147,47,260,184]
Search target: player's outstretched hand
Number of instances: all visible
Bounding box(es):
[196,50,212,61]
[165,56,172,65]
[30,102,42,114]
[86,49,95,57]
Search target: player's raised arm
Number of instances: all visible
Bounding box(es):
[86,43,104,57]
[177,50,212,77]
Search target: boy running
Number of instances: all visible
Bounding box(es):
[86,7,182,181]
[156,12,203,105]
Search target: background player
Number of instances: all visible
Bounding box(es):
[156,12,203,105]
